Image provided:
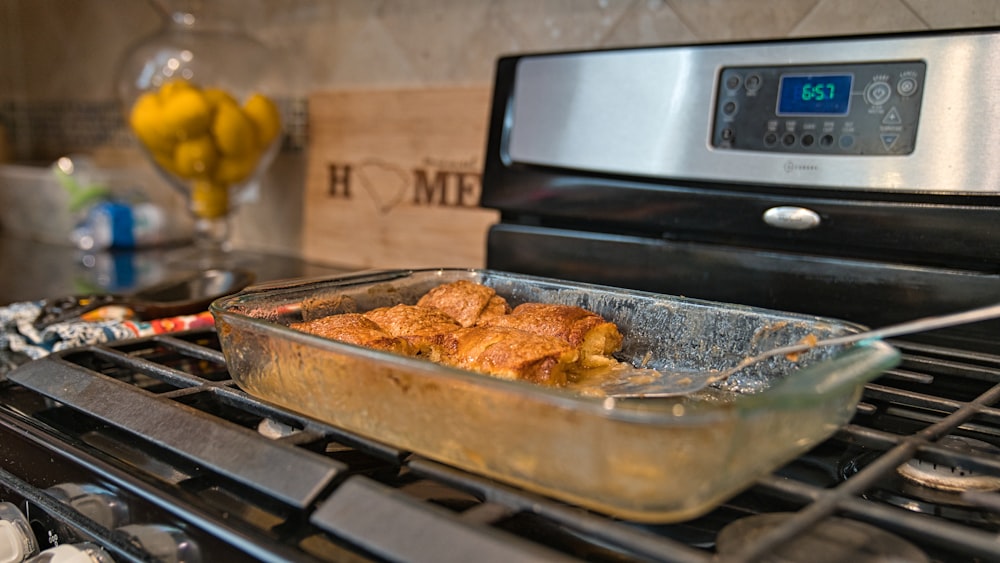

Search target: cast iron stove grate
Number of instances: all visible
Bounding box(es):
[2,330,1000,562]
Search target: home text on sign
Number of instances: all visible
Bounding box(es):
[326,157,482,212]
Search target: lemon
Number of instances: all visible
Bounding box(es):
[191,180,229,219]
[129,92,175,154]
[128,81,278,193]
[213,152,259,185]
[152,151,180,177]
[212,101,258,156]
[202,87,238,110]
[160,87,212,141]
[173,136,219,179]
[243,93,282,149]
[157,79,195,102]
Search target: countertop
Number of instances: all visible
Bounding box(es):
[0,235,352,306]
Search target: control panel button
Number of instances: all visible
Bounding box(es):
[882,106,903,125]
[897,77,918,96]
[864,81,892,105]
[881,134,899,150]
[712,61,925,156]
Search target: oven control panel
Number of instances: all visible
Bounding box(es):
[712,61,926,155]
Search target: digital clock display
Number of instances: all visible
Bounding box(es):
[776,74,853,115]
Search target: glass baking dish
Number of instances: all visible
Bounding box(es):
[211,268,899,522]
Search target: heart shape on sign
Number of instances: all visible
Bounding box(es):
[356,158,410,214]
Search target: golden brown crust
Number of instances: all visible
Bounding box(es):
[289,281,624,386]
[416,280,510,327]
[478,295,510,325]
[290,313,415,356]
[480,303,623,367]
[363,304,461,360]
[437,326,578,386]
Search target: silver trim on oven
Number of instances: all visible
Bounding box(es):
[506,31,1000,193]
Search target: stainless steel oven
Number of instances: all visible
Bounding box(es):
[2,28,1000,562]
[483,28,1000,346]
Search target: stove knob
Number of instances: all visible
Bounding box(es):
[44,485,129,530]
[22,543,114,563]
[0,502,39,563]
[116,525,200,563]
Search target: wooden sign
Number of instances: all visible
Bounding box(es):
[303,87,499,269]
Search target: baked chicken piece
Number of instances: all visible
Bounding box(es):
[481,303,623,367]
[436,326,579,386]
[363,304,461,360]
[290,313,415,356]
[416,280,510,327]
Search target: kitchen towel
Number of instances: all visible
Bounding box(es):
[0,299,214,376]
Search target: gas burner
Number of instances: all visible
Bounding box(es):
[841,438,1000,529]
[897,435,1000,493]
[715,513,928,563]
[876,481,1000,530]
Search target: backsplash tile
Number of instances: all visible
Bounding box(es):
[10,0,998,103]
[488,0,633,52]
[905,0,1000,27]
[670,0,822,40]
[791,0,927,36]
[603,1,699,47]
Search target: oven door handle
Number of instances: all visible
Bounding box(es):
[762,206,822,230]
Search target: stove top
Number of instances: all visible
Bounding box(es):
[1,330,1000,562]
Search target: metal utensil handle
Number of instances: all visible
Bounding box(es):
[747,302,1000,367]
[33,293,121,329]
